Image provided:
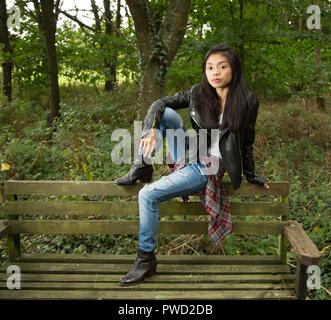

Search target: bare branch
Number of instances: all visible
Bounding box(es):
[58,6,136,50]
[54,0,63,23]
[91,0,101,32]
[58,9,96,32]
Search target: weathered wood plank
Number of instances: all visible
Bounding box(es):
[8,220,286,235]
[0,262,291,274]
[2,201,289,217]
[0,289,296,300]
[278,195,289,264]
[0,281,295,290]
[17,253,284,265]
[0,273,295,283]
[4,180,289,196]
[284,221,322,266]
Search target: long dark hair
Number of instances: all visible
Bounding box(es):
[195,43,255,132]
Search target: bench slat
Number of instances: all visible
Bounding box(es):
[17,253,284,265]
[3,200,289,217]
[0,289,296,300]
[0,273,295,283]
[8,220,286,235]
[4,180,289,196]
[0,281,295,290]
[1,262,291,274]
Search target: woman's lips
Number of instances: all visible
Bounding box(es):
[212,79,221,83]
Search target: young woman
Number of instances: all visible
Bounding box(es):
[114,43,270,286]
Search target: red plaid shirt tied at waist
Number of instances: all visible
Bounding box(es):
[168,154,232,245]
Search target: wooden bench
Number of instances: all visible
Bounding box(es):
[0,180,322,300]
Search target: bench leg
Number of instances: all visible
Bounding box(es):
[6,195,21,262]
[295,260,308,300]
[7,216,21,262]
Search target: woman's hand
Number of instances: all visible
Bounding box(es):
[264,178,270,190]
[139,129,156,159]
[247,175,270,190]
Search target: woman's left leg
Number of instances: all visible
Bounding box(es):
[114,107,189,185]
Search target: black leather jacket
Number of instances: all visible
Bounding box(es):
[141,83,266,190]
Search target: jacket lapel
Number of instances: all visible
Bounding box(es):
[219,127,229,141]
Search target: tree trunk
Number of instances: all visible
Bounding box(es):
[92,0,120,92]
[138,60,162,119]
[228,0,235,27]
[34,0,60,126]
[90,0,101,31]
[313,0,325,111]
[126,0,191,120]
[238,0,245,68]
[298,17,302,33]
[103,0,115,91]
[314,47,325,111]
[0,0,13,102]
[114,0,121,83]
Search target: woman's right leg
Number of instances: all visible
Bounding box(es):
[120,108,206,285]
[138,162,207,252]
[138,107,201,252]
[120,162,207,286]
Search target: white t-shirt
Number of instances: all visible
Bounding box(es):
[210,113,223,158]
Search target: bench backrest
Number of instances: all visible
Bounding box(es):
[1,180,289,261]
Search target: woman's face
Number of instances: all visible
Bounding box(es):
[205,53,232,89]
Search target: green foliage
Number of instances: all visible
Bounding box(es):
[166,0,331,99]
[8,21,49,98]
[21,233,139,255]
[255,99,330,300]
[0,84,137,181]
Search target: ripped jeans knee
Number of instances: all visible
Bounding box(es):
[137,163,208,252]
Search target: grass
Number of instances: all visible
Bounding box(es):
[0,82,330,299]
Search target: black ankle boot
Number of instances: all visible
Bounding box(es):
[113,161,153,185]
[120,249,157,286]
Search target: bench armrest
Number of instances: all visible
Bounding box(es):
[0,220,9,240]
[284,220,322,266]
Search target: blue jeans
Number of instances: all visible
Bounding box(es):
[138,107,209,252]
